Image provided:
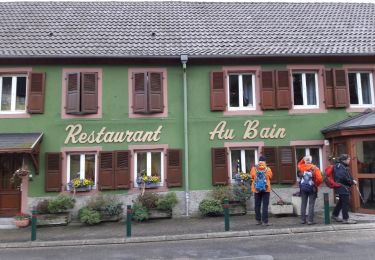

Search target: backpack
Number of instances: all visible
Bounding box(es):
[300,168,315,193]
[254,167,268,192]
[324,164,341,188]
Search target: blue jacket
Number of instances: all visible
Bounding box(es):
[333,162,353,195]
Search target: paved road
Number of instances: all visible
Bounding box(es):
[1,229,375,260]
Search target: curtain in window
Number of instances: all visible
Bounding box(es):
[306,73,317,105]
[361,73,371,104]
[1,77,12,111]
[243,75,253,107]
[349,73,359,104]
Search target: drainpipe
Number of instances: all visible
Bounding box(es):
[180,54,189,216]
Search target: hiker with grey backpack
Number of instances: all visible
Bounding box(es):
[298,155,323,225]
[250,156,273,226]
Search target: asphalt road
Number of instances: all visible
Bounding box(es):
[1,229,375,260]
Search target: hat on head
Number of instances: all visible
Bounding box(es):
[303,155,312,164]
[339,154,350,161]
[259,156,266,162]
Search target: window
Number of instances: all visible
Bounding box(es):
[0,75,27,113]
[295,147,322,170]
[67,153,97,190]
[65,72,98,115]
[229,149,257,181]
[348,72,374,107]
[292,72,319,108]
[228,74,255,110]
[132,71,164,114]
[134,151,164,187]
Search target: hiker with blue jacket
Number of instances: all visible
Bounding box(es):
[250,156,273,226]
[298,155,323,225]
[331,154,357,224]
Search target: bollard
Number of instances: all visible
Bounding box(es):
[126,205,132,237]
[31,209,37,241]
[324,193,330,224]
[223,198,230,231]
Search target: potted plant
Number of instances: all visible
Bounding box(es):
[211,184,251,215]
[35,195,75,226]
[136,175,160,189]
[68,177,94,192]
[13,212,30,228]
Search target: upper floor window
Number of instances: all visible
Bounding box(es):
[228,74,255,110]
[134,150,164,187]
[292,72,319,109]
[229,148,257,181]
[348,72,374,107]
[0,75,27,113]
[67,153,97,190]
[65,72,98,115]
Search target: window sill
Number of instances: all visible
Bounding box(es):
[347,106,375,113]
[0,113,30,118]
[223,109,263,116]
[289,108,327,114]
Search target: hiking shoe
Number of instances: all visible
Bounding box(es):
[331,216,343,222]
[255,221,262,225]
[300,220,306,224]
[342,219,357,224]
[263,222,272,226]
[307,221,316,225]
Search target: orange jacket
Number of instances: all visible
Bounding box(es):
[250,162,273,193]
[297,159,323,188]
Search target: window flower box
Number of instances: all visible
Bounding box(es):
[68,178,94,192]
[136,175,160,189]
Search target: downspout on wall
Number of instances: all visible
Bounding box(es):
[180,54,189,216]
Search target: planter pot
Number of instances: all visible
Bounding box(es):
[148,208,172,219]
[228,201,247,216]
[37,212,71,226]
[270,204,294,215]
[14,219,30,228]
[99,212,122,222]
[144,183,159,189]
[71,186,92,192]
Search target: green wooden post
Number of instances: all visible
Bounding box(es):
[126,205,132,237]
[224,198,230,231]
[31,209,37,241]
[324,193,330,224]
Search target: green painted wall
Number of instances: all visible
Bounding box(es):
[0,63,353,196]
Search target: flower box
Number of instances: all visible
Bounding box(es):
[144,183,159,189]
[71,185,92,192]
[36,212,71,226]
[270,204,294,215]
[148,208,172,219]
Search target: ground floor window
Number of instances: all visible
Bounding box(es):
[229,149,257,181]
[134,151,164,187]
[295,147,322,170]
[67,153,96,190]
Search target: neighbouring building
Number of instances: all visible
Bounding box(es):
[0,1,375,217]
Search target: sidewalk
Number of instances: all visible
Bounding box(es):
[1,213,375,249]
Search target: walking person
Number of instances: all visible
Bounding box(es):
[331,154,357,224]
[250,156,273,226]
[298,155,323,225]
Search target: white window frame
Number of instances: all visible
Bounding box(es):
[227,73,256,111]
[134,150,164,187]
[229,148,258,182]
[348,71,375,108]
[0,75,27,114]
[292,72,319,109]
[66,153,97,190]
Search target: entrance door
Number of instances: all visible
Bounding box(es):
[355,139,375,213]
[0,154,22,217]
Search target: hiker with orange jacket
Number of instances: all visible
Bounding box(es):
[250,156,273,226]
[298,155,323,225]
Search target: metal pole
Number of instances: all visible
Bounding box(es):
[31,209,37,241]
[224,198,230,231]
[324,193,330,224]
[126,205,132,237]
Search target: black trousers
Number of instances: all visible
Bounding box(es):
[254,192,270,223]
[332,194,350,220]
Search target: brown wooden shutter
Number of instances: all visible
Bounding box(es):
[262,147,278,184]
[45,152,62,192]
[66,73,80,114]
[261,71,276,109]
[166,149,182,187]
[81,72,98,114]
[334,69,349,108]
[27,72,45,114]
[133,72,147,114]
[98,152,115,190]
[148,72,164,113]
[276,70,292,109]
[211,148,228,185]
[278,146,295,184]
[210,71,226,111]
[324,69,335,108]
[114,150,130,189]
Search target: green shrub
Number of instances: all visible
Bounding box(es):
[212,186,234,202]
[231,184,251,203]
[47,195,75,214]
[132,202,149,222]
[212,185,251,203]
[36,199,50,214]
[156,192,178,211]
[136,192,159,209]
[198,199,223,217]
[85,195,123,217]
[79,207,101,225]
